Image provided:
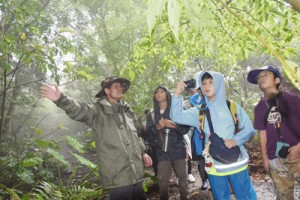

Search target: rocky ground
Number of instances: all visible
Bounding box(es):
[144,163,300,200]
[62,140,300,200]
[142,141,300,200]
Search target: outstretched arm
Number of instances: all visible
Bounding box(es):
[40,83,61,101]
[40,83,95,126]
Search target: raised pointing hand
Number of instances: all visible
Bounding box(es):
[40,83,61,101]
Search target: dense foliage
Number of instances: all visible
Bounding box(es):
[0,0,300,199]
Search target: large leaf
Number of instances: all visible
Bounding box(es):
[16,168,34,184]
[66,136,86,154]
[183,0,203,31]
[168,0,180,40]
[46,149,70,168]
[22,157,43,168]
[147,0,168,36]
[72,153,98,169]
[34,138,53,148]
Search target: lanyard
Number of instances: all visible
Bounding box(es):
[265,97,283,142]
[275,98,284,142]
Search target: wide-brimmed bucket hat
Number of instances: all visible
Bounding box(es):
[95,76,131,98]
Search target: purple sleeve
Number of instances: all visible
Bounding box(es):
[253,100,267,131]
[290,93,300,117]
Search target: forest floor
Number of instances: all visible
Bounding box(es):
[143,141,300,200]
[61,141,300,200]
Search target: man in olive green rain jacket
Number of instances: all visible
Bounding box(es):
[41,76,152,200]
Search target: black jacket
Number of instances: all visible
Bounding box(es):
[145,86,189,161]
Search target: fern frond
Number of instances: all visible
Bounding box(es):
[31,181,62,200]
[61,185,104,200]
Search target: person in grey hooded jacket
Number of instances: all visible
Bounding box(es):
[41,76,152,200]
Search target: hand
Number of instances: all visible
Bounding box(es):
[164,119,176,129]
[287,143,300,161]
[40,83,61,101]
[142,153,153,167]
[174,81,187,97]
[224,139,237,149]
[156,119,165,130]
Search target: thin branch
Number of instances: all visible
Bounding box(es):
[0,78,44,97]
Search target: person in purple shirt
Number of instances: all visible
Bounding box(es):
[247,66,300,200]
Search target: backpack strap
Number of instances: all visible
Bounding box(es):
[226,100,240,134]
[150,109,155,123]
[198,103,206,132]
[198,100,240,134]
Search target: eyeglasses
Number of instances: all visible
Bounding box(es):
[256,72,273,81]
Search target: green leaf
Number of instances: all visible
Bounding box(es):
[5,188,21,200]
[183,0,203,30]
[34,128,44,136]
[66,136,86,154]
[129,70,135,80]
[168,0,180,41]
[46,149,70,168]
[90,141,96,148]
[147,0,168,36]
[16,168,34,184]
[34,138,52,148]
[72,153,98,169]
[77,70,95,80]
[22,157,43,168]
[58,27,75,33]
[57,122,68,130]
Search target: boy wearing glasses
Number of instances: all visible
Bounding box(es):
[247,66,300,199]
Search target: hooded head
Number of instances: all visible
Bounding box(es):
[153,86,172,123]
[95,76,130,98]
[199,71,226,106]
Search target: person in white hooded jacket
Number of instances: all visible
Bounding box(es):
[170,71,257,200]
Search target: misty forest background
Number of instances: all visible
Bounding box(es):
[1,0,300,199]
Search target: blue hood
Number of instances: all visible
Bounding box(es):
[198,71,234,139]
[199,71,227,107]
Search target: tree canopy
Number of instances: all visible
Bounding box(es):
[145,0,300,90]
[0,0,300,198]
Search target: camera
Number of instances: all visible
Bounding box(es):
[275,141,290,159]
[184,79,196,89]
[278,145,289,158]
